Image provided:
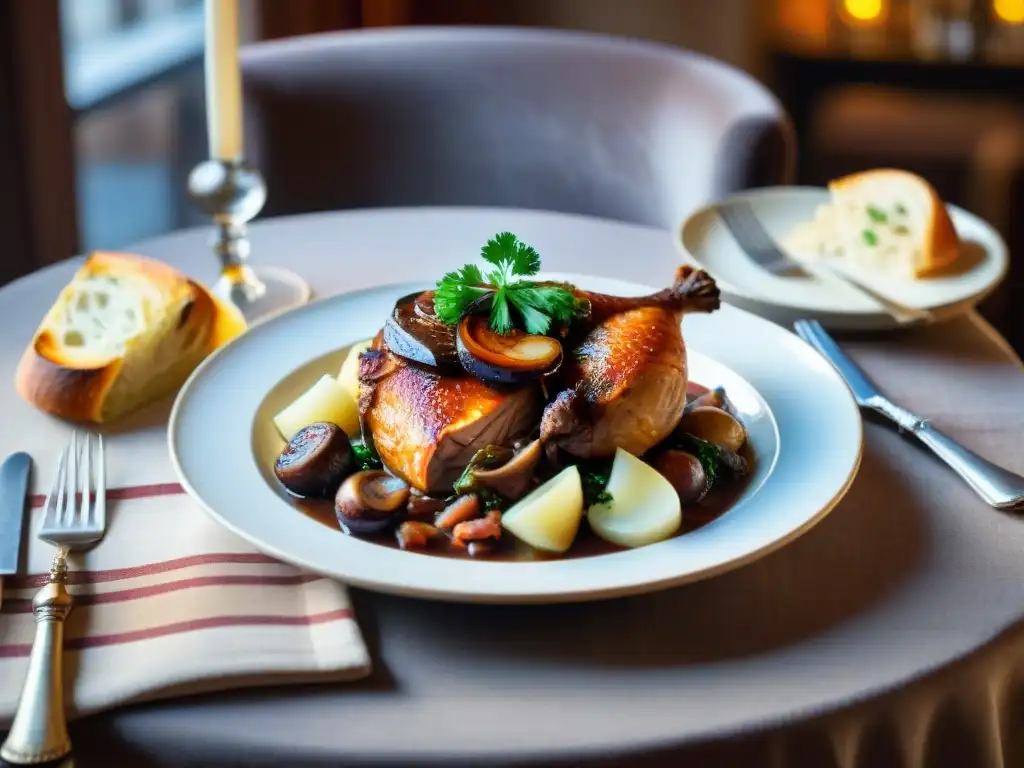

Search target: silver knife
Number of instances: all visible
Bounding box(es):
[794,319,1024,510]
[0,452,32,610]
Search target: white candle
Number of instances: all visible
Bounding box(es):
[204,0,243,161]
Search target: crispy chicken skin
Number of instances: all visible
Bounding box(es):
[541,266,720,459]
[360,350,541,494]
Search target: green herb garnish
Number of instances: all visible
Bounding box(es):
[579,461,614,508]
[668,432,749,489]
[434,232,586,335]
[351,441,383,471]
[862,229,878,246]
[867,205,888,223]
[893,224,910,236]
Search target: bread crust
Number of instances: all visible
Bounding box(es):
[15,251,245,423]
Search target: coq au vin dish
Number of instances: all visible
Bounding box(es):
[269,233,753,560]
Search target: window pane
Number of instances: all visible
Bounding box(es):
[61,0,207,251]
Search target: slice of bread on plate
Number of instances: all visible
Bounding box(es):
[784,169,960,278]
[16,251,246,423]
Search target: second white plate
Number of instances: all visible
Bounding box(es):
[678,186,1008,331]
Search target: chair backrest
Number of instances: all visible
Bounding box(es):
[241,26,794,229]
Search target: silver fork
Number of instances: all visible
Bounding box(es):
[1,432,106,765]
[717,201,936,326]
[794,318,1024,510]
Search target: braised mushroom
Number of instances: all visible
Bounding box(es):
[335,470,411,535]
[406,491,448,521]
[383,291,459,368]
[274,422,354,498]
[649,450,708,506]
[456,315,562,385]
[678,406,747,453]
[455,439,543,501]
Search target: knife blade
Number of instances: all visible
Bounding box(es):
[793,319,882,407]
[0,452,32,577]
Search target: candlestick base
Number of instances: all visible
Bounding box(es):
[187,158,311,325]
[213,265,312,325]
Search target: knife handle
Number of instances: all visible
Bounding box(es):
[912,422,1024,510]
[872,399,1024,510]
[1,553,73,765]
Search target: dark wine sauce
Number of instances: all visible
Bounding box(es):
[285,382,754,561]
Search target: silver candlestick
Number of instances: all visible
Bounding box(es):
[187,158,311,324]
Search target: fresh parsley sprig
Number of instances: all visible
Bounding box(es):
[434,232,585,335]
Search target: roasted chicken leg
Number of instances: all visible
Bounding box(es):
[540,266,719,459]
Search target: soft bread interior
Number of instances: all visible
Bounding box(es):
[99,282,211,421]
[783,171,958,278]
[41,273,159,367]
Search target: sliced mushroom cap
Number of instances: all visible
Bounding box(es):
[335,470,410,535]
[462,439,543,501]
[274,422,354,498]
[456,316,562,385]
[678,406,747,453]
[383,291,459,368]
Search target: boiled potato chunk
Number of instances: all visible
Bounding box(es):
[587,448,682,548]
[337,340,372,402]
[274,374,359,440]
[501,465,584,553]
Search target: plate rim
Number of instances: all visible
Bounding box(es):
[168,277,864,603]
[675,184,1009,326]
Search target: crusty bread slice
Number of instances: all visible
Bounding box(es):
[16,251,245,423]
[784,169,960,279]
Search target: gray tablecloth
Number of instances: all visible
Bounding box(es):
[3,208,1022,767]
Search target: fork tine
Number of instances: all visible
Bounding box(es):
[721,204,770,254]
[732,203,777,253]
[794,319,830,358]
[81,432,92,527]
[43,442,70,529]
[95,433,106,530]
[63,431,78,526]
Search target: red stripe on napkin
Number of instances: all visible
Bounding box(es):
[10,552,282,589]
[28,482,186,509]
[0,608,354,658]
[0,573,325,614]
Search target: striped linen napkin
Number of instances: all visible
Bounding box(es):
[0,480,371,727]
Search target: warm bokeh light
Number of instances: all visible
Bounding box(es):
[994,0,1024,23]
[843,0,885,22]
[839,0,888,24]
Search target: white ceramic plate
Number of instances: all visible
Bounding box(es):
[678,186,1008,331]
[169,274,862,603]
